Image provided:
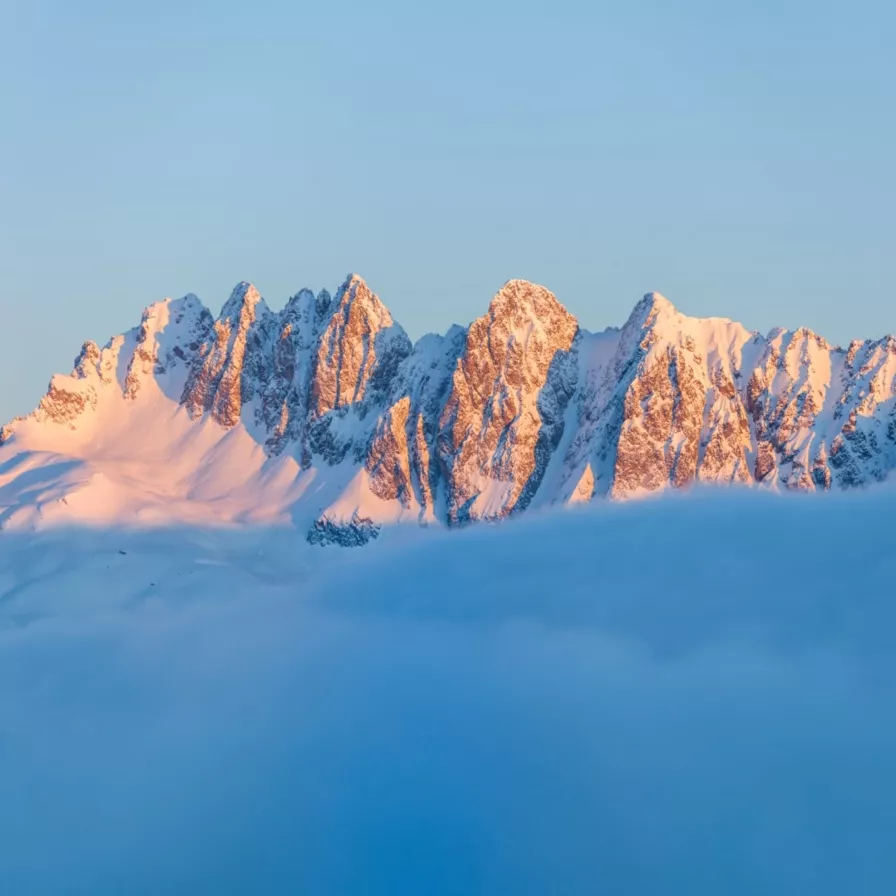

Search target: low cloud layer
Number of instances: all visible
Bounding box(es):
[1,492,894,894]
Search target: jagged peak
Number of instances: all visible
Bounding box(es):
[332,274,395,327]
[283,287,333,328]
[409,324,468,359]
[9,266,896,530]
[344,272,369,289]
[140,293,209,325]
[316,288,332,321]
[335,272,374,299]
[502,277,543,289]
[635,291,678,321]
[621,291,764,361]
[764,324,833,353]
[74,340,101,374]
[492,277,557,304]
[287,287,316,304]
[618,292,676,343]
[486,279,576,328]
[788,325,831,351]
[219,281,270,322]
[283,287,317,317]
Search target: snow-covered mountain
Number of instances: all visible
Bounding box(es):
[2,273,895,541]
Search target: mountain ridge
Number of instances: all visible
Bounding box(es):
[2,273,895,541]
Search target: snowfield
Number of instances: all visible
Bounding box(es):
[1,491,895,893]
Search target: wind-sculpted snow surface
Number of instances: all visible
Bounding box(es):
[1,493,895,893]
[2,272,896,540]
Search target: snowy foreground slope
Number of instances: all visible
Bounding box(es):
[1,492,895,894]
[2,274,896,542]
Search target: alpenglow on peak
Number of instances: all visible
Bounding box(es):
[1,273,895,542]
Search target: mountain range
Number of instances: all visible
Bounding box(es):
[2,274,894,543]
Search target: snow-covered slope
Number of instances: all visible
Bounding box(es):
[3,274,896,540]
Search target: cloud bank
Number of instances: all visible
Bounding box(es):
[1,492,894,894]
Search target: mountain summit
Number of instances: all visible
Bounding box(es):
[2,275,895,542]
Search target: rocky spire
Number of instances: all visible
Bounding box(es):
[310,274,411,417]
[182,283,274,427]
[438,279,579,524]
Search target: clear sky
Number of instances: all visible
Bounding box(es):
[2,0,895,421]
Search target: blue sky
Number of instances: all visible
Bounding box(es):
[2,0,894,421]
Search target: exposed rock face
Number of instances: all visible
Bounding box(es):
[307,512,381,547]
[260,287,330,459]
[438,280,579,523]
[178,275,411,470]
[311,275,411,417]
[366,396,414,508]
[127,296,213,401]
[362,326,466,522]
[4,273,896,540]
[183,283,273,427]
[609,294,754,497]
